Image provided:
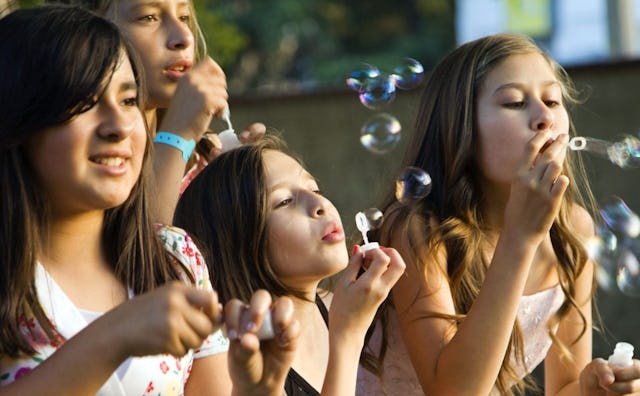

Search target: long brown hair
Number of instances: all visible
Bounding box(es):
[0,5,181,358]
[175,134,312,304]
[365,33,597,395]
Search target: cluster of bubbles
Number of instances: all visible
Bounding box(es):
[346,58,425,154]
[589,196,640,297]
[353,166,433,248]
[569,134,640,169]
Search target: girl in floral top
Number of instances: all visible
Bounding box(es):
[0,6,298,396]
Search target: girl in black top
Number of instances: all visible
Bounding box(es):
[175,134,406,395]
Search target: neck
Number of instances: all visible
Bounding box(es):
[39,210,106,272]
[290,290,319,319]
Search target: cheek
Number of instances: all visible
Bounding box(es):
[132,117,147,162]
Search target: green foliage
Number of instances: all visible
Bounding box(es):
[196,0,456,95]
[10,0,455,95]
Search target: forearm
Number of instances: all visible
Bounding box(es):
[0,320,124,395]
[320,335,363,396]
[426,234,539,394]
[552,380,581,396]
[151,144,187,224]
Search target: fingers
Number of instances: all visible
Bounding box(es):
[271,296,299,351]
[242,290,273,339]
[179,287,224,346]
[239,122,267,144]
[357,247,405,286]
[193,57,228,119]
[340,245,365,282]
[224,291,273,340]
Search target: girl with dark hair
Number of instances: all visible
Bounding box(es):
[357,33,640,395]
[45,0,267,224]
[0,6,297,395]
[175,134,406,395]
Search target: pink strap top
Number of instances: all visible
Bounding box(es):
[356,285,564,396]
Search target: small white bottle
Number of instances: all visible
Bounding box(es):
[608,342,634,367]
[218,107,241,152]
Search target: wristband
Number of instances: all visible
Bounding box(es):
[153,132,196,163]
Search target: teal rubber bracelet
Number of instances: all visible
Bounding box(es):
[153,132,196,163]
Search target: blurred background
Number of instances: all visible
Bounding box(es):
[6,0,640,388]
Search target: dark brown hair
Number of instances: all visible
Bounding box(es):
[175,134,312,304]
[0,5,182,357]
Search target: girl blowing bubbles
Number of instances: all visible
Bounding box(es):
[0,6,297,395]
[47,0,267,223]
[174,135,406,395]
[358,34,640,395]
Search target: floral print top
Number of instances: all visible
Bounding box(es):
[0,225,229,396]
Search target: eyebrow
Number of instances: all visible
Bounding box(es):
[120,81,138,92]
[493,80,560,94]
[129,0,190,9]
[268,172,317,194]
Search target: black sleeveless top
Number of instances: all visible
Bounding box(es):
[283,295,329,396]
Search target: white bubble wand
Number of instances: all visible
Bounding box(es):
[355,211,380,252]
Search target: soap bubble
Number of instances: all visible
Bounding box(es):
[395,166,432,204]
[361,207,384,230]
[600,196,640,238]
[617,236,640,297]
[390,58,425,90]
[588,225,620,291]
[358,74,396,109]
[569,135,640,168]
[609,135,640,168]
[360,113,401,154]
[346,65,381,92]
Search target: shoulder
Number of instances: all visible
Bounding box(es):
[155,224,212,290]
[567,204,596,240]
[566,205,596,302]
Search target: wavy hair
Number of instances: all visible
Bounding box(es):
[364,34,597,395]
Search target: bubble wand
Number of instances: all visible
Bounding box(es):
[355,211,380,252]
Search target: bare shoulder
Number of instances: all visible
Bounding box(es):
[568,204,596,240]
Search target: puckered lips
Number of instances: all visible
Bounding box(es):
[322,220,345,243]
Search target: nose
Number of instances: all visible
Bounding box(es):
[530,100,555,132]
[308,192,326,218]
[166,17,194,50]
[97,103,139,141]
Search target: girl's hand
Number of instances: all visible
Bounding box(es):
[224,290,300,396]
[329,245,406,341]
[504,132,570,242]
[200,122,267,162]
[238,122,267,145]
[107,282,224,359]
[580,358,640,395]
[159,56,228,141]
